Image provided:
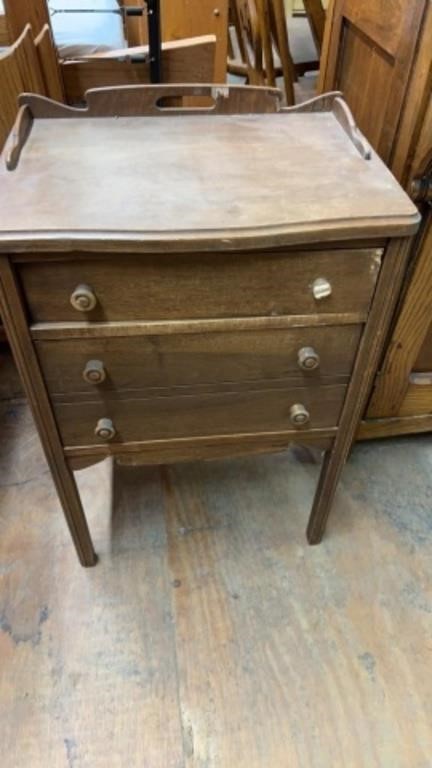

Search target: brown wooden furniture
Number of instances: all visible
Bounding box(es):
[229,0,296,104]
[0,23,63,342]
[148,0,228,83]
[0,85,418,565]
[117,0,228,81]
[319,0,432,439]
[303,0,325,54]
[3,0,50,41]
[0,24,63,162]
[228,0,321,104]
[0,5,11,45]
[60,36,217,103]
[3,0,226,102]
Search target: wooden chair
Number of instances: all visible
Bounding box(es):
[228,0,323,104]
[302,0,326,54]
[228,0,296,104]
[0,24,63,153]
[2,0,226,103]
[59,36,217,103]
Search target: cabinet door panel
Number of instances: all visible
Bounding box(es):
[320,0,427,163]
[367,214,432,418]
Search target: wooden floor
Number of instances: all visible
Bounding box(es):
[1,400,432,767]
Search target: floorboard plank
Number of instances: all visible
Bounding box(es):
[1,403,432,767]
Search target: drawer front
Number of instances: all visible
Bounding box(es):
[54,384,347,447]
[36,325,362,396]
[19,249,381,323]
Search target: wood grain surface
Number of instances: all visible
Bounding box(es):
[18,249,381,323]
[318,0,428,165]
[35,324,361,396]
[61,36,218,102]
[53,383,347,447]
[367,218,432,418]
[0,111,419,252]
[1,400,432,767]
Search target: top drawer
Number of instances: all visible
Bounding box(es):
[18,249,382,324]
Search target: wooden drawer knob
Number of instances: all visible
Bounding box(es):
[83,360,106,384]
[95,418,116,441]
[298,346,320,371]
[70,284,97,312]
[311,277,332,300]
[290,403,310,427]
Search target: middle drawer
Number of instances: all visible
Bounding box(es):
[35,325,362,397]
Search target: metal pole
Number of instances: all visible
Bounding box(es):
[147,0,162,83]
[50,7,146,15]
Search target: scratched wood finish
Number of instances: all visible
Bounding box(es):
[34,325,362,397]
[0,88,419,563]
[29,313,366,340]
[18,250,381,323]
[0,103,419,253]
[1,400,432,766]
[64,429,336,467]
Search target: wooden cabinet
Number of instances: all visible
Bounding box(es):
[159,0,228,81]
[319,0,432,439]
[0,85,418,565]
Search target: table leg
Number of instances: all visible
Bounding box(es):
[0,258,97,567]
[306,238,414,543]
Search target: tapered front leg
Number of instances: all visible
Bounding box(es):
[54,460,97,567]
[306,448,341,544]
[305,238,415,544]
[0,258,97,567]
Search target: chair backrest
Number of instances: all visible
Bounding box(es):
[34,24,65,102]
[59,36,218,103]
[3,0,50,41]
[0,25,43,152]
[0,23,63,153]
[0,6,11,46]
[229,0,296,104]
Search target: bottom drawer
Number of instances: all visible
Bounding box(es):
[54,384,347,447]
